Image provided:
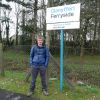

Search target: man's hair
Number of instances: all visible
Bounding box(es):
[36,34,44,40]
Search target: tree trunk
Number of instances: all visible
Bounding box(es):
[0,43,5,76]
[92,0,98,55]
[6,21,9,45]
[16,16,19,45]
[21,9,25,45]
[80,28,85,58]
[43,0,47,39]
[32,0,38,45]
[0,5,2,43]
[0,25,1,43]
[98,0,100,49]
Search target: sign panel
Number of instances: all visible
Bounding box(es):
[46,3,80,30]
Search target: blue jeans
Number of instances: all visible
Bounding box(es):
[29,67,47,92]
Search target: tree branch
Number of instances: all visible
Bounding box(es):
[6,0,31,8]
[0,2,11,10]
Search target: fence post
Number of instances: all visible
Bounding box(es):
[0,43,4,76]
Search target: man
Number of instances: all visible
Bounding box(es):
[27,34,50,96]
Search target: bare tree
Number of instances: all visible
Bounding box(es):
[0,0,11,43]
[14,3,22,45]
[2,9,12,45]
[31,0,38,44]
[0,43,4,76]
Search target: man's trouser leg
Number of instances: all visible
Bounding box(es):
[40,67,47,91]
[30,67,39,92]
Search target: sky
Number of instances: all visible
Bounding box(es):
[1,0,48,37]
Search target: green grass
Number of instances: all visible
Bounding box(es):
[3,50,29,61]
[2,50,100,99]
[4,49,100,63]
[0,71,100,100]
[3,50,30,70]
[65,55,100,63]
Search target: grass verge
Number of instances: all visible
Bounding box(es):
[0,71,100,100]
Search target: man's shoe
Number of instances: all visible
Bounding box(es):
[27,91,33,97]
[42,90,49,96]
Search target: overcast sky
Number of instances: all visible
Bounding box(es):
[2,0,48,37]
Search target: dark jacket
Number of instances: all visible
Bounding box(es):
[30,45,49,68]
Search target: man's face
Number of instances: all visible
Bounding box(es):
[37,38,43,47]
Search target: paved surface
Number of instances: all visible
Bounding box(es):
[0,89,40,100]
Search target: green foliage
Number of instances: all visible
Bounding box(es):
[20,18,40,45]
[3,49,100,86]
[3,49,30,70]
[20,34,32,45]
[64,55,100,86]
[0,71,100,100]
[21,25,34,33]
[1,49,100,99]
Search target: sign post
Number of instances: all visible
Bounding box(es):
[60,29,64,91]
[46,3,80,91]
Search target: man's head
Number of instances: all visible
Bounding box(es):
[36,34,44,47]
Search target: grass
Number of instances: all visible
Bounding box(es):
[3,50,30,70]
[64,55,100,63]
[3,50,29,61]
[63,55,100,86]
[0,71,100,100]
[1,50,100,99]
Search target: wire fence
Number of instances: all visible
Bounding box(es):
[2,45,100,89]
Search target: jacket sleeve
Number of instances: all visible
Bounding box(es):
[45,46,50,67]
[30,45,35,66]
